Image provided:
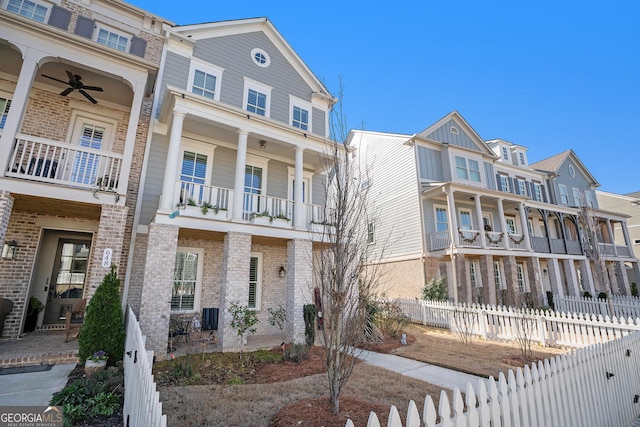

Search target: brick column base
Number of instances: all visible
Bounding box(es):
[138,223,179,358]
[0,191,14,244]
[286,239,312,344]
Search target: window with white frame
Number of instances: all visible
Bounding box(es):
[435,207,448,232]
[180,149,211,205]
[584,191,595,207]
[494,261,505,290]
[459,209,472,230]
[5,0,50,23]
[94,23,131,52]
[248,253,263,310]
[516,262,527,292]
[243,78,272,117]
[499,175,510,192]
[244,164,264,216]
[0,97,11,129]
[454,156,481,183]
[533,183,543,201]
[517,179,527,196]
[171,249,203,312]
[290,96,312,131]
[482,214,493,231]
[518,152,526,166]
[558,184,569,205]
[501,146,509,161]
[527,219,534,237]
[470,261,481,288]
[367,222,375,244]
[572,188,582,206]
[188,59,224,101]
[505,217,517,234]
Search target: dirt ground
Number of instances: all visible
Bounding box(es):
[156,325,571,426]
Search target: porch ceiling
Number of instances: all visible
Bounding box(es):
[178,228,225,241]
[12,194,101,219]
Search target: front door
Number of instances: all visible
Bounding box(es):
[43,239,91,324]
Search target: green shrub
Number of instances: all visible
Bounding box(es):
[284,343,308,363]
[598,292,608,300]
[632,283,638,297]
[422,277,448,301]
[78,265,125,365]
[303,304,316,347]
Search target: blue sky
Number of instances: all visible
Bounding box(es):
[130,1,639,194]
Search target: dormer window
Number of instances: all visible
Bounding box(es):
[501,146,509,161]
[518,152,526,166]
[5,0,50,23]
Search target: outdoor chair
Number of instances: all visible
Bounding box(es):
[168,316,192,352]
[64,298,86,342]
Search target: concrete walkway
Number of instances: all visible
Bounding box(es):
[0,363,76,406]
[357,349,488,392]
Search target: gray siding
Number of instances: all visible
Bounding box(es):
[266,160,288,199]
[156,51,190,118]
[140,138,169,225]
[416,146,443,181]
[312,174,326,205]
[484,162,496,190]
[425,119,481,152]
[192,32,320,135]
[312,107,326,137]
[552,159,598,208]
[211,147,236,190]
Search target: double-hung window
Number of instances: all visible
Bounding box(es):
[584,191,595,207]
[468,160,481,182]
[516,263,527,292]
[248,253,263,310]
[459,209,472,230]
[367,222,375,244]
[435,207,448,232]
[501,146,509,161]
[188,59,224,101]
[172,249,202,312]
[517,179,527,196]
[455,156,468,180]
[6,0,49,23]
[470,261,481,288]
[505,217,517,234]
[94,24,130,52]
[290,96,312,131]
[0,97,11,129]
[518,152,526,165]
[494,261,505,290]
[572,188,582,206]
[533,183,543,201]
[243,78,272,117]
[454,156,481,183]
[499,175,510,193]
[558,184,569,205]
[180,151,208,205]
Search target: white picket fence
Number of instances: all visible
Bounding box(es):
[397,299,640,348]
[555,295,640,319]
[346,330,640,427]
[123,306,166,427]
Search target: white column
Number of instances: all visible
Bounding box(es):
[115,78,146,197]
[606,219,618,256]
[232,130,249,221]
[497,198,511,249]
[519,202,532,250]
[446,189,459,246]
[474,195,487,247]
[160,110,186,211]
[293,147,305,229]
[0,48,41,174]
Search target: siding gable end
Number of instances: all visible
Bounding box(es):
[425,119,483,152]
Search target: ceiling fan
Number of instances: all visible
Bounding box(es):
[41,70,103,104]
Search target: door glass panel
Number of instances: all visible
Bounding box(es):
[54,243,90,299]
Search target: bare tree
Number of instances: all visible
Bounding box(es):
[450,304,478,345]
[312,80,385,414]
[576,198,615,315]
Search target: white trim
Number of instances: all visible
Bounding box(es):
[93,22,132,53]
[171,247,204,313]
[289,95,312,131]
[66,110,117,149]
[505,216,518,234]
[242,77,272,118]
[558,184,569,205]
[2,0,53,23]
[249,252,263,310]
[568,164,576,177]
[187,58,224,102]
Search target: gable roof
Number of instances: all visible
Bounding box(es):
[416,111,496,157]
[531,149,600,187]
[171,18,334,103]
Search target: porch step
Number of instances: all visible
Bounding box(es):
[0,330,79,368]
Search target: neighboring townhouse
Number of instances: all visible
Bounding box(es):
[0,0,169,339]
[129,18,338,356]
[349,111,639,307]
[596,190,640,288]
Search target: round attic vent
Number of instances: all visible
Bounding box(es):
[251,48,270,67]
[449,126,459,135]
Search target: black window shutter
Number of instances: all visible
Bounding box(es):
[528,182,536,200]
[48,5,71,31]
[130,36,147,58]
[541,185,548,203]
[508,177,515,194]
[514,180,520,195]
[74,16,95,39]
[496,174,502,191]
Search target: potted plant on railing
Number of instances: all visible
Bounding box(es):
[270,213,291,228]
[250,210,272,226]
[200,202,228,219]
[23,296,44,333]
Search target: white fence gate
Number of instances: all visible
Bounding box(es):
[123,306,166,427]
[555,295,640,319]
[397,299,640,348]
[347,330,640,427]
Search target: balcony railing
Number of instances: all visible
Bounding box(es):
[6,134,122,191]
[243,193,292,222]
[485,231,506,249]
[550,238,566,254]
[458,229,482,248]
[177,181,232,211]
[531,236,550,253]
[430,231,451,251]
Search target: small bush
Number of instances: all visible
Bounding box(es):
[375,299,410,339]
[78,265,125,364]
[284,343,308,363]
[632,283,638,297]
[598,292,608,300]
[422,277,448,301]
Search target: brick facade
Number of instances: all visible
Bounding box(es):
[372,257,425,299]
[285,239,312,344]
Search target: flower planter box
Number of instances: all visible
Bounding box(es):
[182,206,228,220]
[251,215,272,226]
[84,359,107,376]
[271,218,291,229]
[309,223,333,234]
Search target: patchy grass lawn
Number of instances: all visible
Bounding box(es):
[156,324,571,426]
